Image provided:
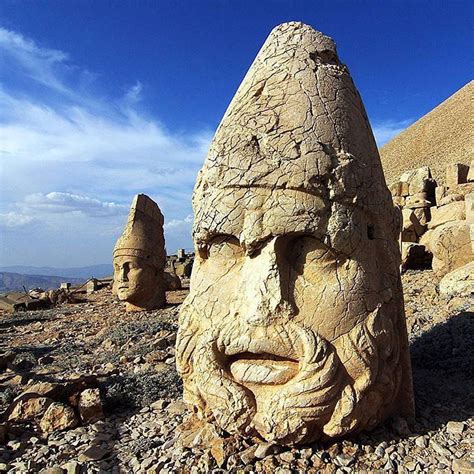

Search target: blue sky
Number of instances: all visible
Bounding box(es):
[0,0,472,267]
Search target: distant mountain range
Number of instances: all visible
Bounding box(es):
[0,264,113,279]
[0,272,85,293]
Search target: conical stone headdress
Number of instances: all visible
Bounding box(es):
[113,194,165,269]
[193,22,400,254]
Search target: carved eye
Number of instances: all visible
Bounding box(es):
[288,235,338,269]
[207,235,243,260]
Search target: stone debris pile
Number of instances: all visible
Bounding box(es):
[0,272,472,472]
[392,162,473,296]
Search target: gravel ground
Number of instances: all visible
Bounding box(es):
[0,270,472,473]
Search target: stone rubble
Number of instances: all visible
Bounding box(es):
[0,271,471,472]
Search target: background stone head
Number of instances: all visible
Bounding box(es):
[113,194,166,311]
[177,22,414,444]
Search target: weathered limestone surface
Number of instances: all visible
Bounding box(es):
[113,194,166,311]
[428,201,466,229]
[421,221,473,276]
[176,22,414,445]
[439,262,474,297]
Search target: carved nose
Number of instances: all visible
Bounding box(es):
[239,239,294,326]
[120,265,129,282]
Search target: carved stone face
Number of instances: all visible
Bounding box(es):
[177,187,410,444]
[176,21,413,444]
[113,255,160,308]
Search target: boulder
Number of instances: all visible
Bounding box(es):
[447,182,474,198]
[405,193,432,209]
[402,208,425,239]
[435,185,446,205]
[8,396,53,422]
[392,196,405,207]
[446,163,469,188]
[438,194,464,206]
[78,389,104,424]
[164,271,182,291]
[399,166,436,196]
[40,402,78,433]
[413,207,431,226]
[468,160,474,182]
[428,201,466,229]
[439,262,474,297]
[420,221,473,276]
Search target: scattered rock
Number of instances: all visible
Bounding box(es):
[78,388,104,424]
[40,402,78,433]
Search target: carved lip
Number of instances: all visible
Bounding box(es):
[228,352,299,385]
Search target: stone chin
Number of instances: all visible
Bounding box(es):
[176,303,402,444]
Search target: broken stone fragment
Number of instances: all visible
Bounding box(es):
[405,193,432,209]
[439,262,474,298]
[468,161,474,182]
[439,193,464,206]
[40,402,78,433]
[8,396,53,422]
[446,163,469,188]
[78,388,104,424]
[428,201,466,229]
[400,166,436,196]
[421,221,473,276]
[435,185,447,205]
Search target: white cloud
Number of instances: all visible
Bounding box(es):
[0,212,37,229]
[0,27,211,266]
[373,119,412,147]
[22,192,129,217]
[0,27,69,92]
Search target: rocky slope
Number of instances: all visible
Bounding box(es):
[380,81,473,186]
[0,272,472,473]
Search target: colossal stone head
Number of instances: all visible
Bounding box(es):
[176,22,414,444]
[113,194,166,311]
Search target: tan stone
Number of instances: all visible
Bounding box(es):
[8,396,53,421]
[400,166,435,196]
[392,196,405,207]
[421,221,473,276]
[466,194,474,223]
[113,194,166,311]
[428,201,466,229]
[435,185,447,205]
[447,182,474,197]
[400,182,410,197]
[402,209,425,239]
[176,22,414,445]
[164,270,182,291]
[40,402,78,433]
[405,193,432,209]
[468,161,474,182]
[413,207,430,226]
[446,163,469,188]
[439,193,464,206]
[78,389,104,424]
[439,262,474,298]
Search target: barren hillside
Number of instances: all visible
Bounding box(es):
[380,81,473,185]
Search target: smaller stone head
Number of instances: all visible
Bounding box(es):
[113,194,166,311]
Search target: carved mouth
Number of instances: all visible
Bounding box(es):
[228,352,299,385]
